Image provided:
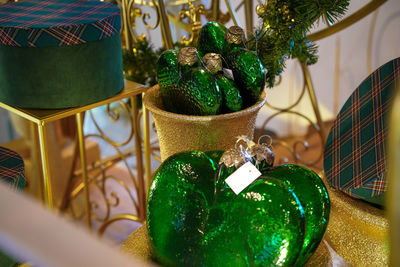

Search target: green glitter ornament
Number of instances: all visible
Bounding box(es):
[197,21,227,56]
[265,164,330,266]
[228,50,266,107]
[202,53,242,113]
[146,136,331,266]
[156,49,179,113]
[223,25,245,58]
[216,75,243,113]
[218,136,330,266]
[177,67,222,115]
[147,151,306,267]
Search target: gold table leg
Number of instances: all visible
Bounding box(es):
[37,122,54,209]
[244,0,253,33]
[76,112,92,230]
[131,96,146,220]
[301,63,328,143]
[142,96,152,192]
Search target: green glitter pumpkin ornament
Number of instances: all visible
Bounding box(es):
[147,136,330,266]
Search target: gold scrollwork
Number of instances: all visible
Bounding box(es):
[204,0,230,24]
[65,96,146,235]
[256,0,386,170]
[179,1,206,46]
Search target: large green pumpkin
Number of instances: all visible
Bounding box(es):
[147,151,330,266]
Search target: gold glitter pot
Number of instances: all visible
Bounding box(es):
[323,176,389,266]
[225,26,245,45]
[143,85,267,161]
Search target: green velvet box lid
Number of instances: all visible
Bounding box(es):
[0,0,124,109]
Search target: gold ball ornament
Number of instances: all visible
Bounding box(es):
[256,1,267,16]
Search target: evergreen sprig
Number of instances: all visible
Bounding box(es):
[122,38,162,86]
[247,0,350,88]
[122,39,184,86]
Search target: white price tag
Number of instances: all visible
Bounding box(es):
[225,162,261,195]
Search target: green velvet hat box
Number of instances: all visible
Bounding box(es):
[0,0,124,109]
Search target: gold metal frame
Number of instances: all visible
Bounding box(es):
[0,81,148,229]
[256,0,387,169]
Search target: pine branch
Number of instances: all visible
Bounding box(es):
[250,0,350,88]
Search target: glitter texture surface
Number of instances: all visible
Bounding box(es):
[265,165,330,266]
[216,75,243,113]
[121,225,335,266]
[323,175,389,266]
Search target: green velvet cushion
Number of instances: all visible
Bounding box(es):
[0,33,123,109]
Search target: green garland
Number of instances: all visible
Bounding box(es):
[247,0,350,87]
[122,38,161,87]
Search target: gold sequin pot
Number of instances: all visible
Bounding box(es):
[143,85,267,161]
[323,176,389,266]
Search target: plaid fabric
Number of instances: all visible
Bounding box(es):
[0,0,120,47]
[324,58,400,202]
[0,146,25,191]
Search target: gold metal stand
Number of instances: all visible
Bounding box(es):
[0,80,148,226]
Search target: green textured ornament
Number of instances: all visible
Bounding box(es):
[177,68,222,115]
[216,75,243,113]
[223,25,245,58]
[147,151,306,267]
[202,53,242,113]
[229,50,266,107]
[157,49,180,113]
[197,21,227,56]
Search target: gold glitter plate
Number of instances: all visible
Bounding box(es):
[144,85,267,161]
